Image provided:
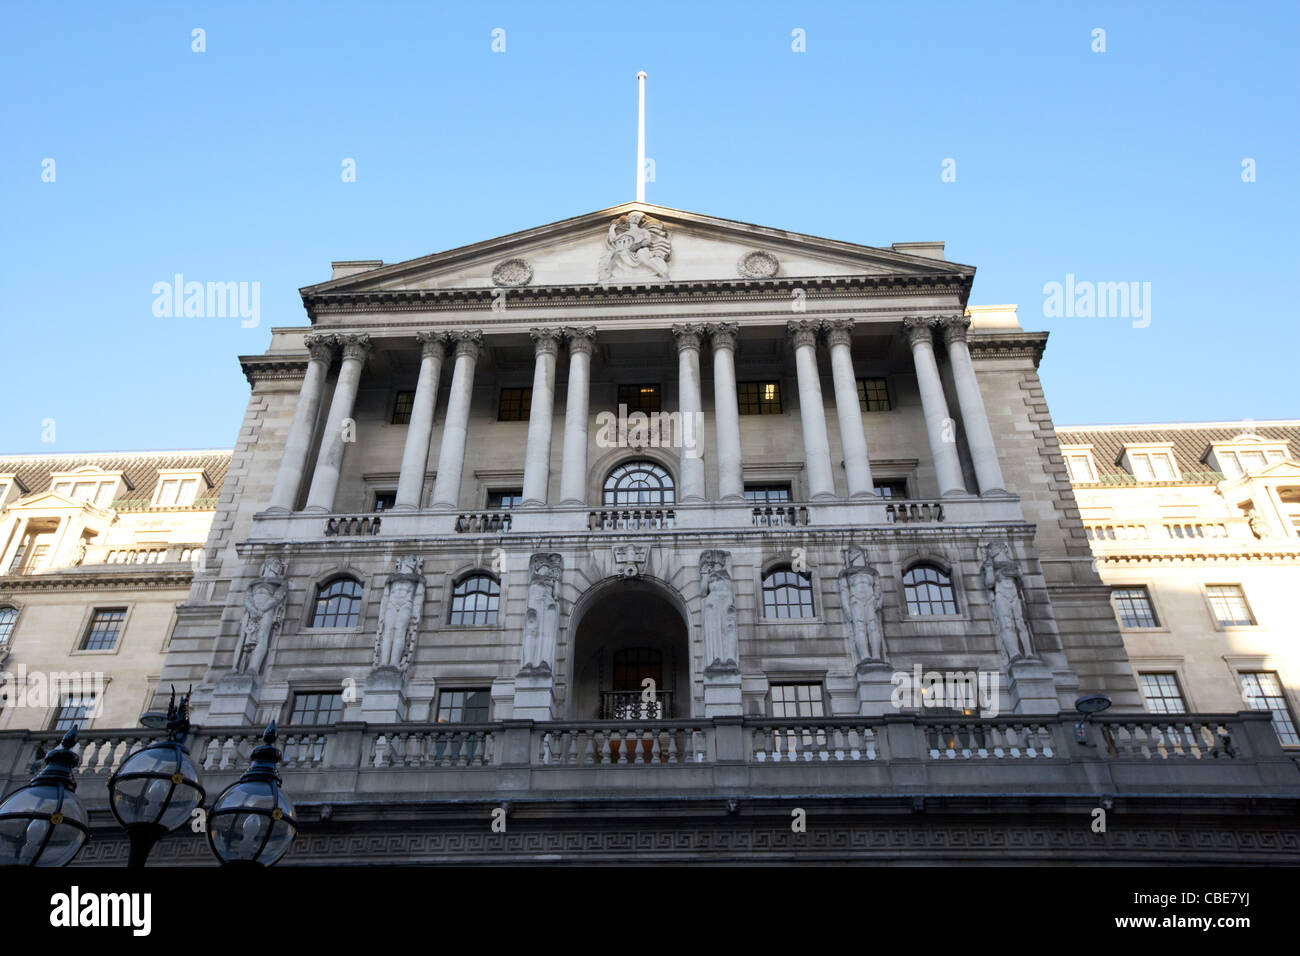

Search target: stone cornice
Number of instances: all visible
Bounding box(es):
[967,331,1049,368]
[301,273,974,321]
[239,355,309,386]
[0,567,195,593]
[1094,548,1300,566]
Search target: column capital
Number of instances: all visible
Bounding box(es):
[563,326,597,356]
[529,327,564,356]
[416,330,450,359]
[338,333,373,362]
[903,315,938,348]
[708,322,740,351]
[450,330,484,360]
[822,318,855,349]
[304,333,337,364]
[786,319,821,350]
[939,313,972,344]
[671,323,707,351]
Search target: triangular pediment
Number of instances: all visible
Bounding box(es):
[9,490,102,512]
[302,202,972,295]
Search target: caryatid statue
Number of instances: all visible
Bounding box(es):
[980,542,1036,663]
[374,555,425,671]
[234,557,290,675]
[837,546,886,666]
[699,550,740,674]
[519,553,562,675]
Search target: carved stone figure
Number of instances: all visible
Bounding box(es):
[1246,508,1270,540]
[980,543,1035,663]
[837,546,886,666]
[373,555,425,671]
[234,557,289,675]
[699,550,740,674]
[519,553,562,674]
[598,211,671,284]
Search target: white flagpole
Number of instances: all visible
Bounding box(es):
[636,71,647,202]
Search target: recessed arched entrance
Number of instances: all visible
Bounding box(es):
[568,577,691,720]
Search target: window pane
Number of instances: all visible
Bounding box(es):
[53,693,98,731]
[449,575,500,626]
[1240,672,1300,747]
[82,608,126,650]
[603,461,675,506]
[436,688,492,723]
[903,566,957,615]
[1112,587,1158,627]
[738,381,782,415]
[311,578,363,628]
[373,491,396,512]
[1139,673,1186,714]
[872,480,908,499]
[743,484,791,504]
[498,387,532,422]
[1152,455,1175,480]
[487,489,524,509]
[392,391,415,425]
[289,692,343,725]
[771,683,825,719]
[762,568,815,618]
[0,607,16,645]
[1206,585,1253,626]
[857,378,890,412]
[616,384,661,415]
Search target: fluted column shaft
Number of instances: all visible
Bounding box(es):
[393,332,449,510]
[305,334,372,513]
[672,324,706,502]
[267,334,335,512]
[942,315,1006,496]
[904,317,967,497]
[788,320,836,500]
[521,328,563,506]
[710,323,744,502]
[558,328,596,505]
[824,319,875,497]
[430,331,483,510]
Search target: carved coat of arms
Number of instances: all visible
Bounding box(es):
[598,212,671,284]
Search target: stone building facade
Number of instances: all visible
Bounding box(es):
[0,451,228,730]
[1059,420,1300,747]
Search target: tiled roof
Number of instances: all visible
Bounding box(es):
[1055,421,1300,481]
[0,450,232,507]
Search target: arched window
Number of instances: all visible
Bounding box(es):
[903,564,957,615]
[449,573,500,626]
[603,460,675,507]
[310,576,363,628]
[0,606,16,646]
[762,567,815,619]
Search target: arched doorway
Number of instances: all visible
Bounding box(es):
[568,577,691,720]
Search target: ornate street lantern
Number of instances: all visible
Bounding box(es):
[108,688,205,867]
[0,727,90,866]
[207,722,297,866]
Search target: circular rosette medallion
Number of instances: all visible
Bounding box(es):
[492,258,533,287]
[737,251,779,279]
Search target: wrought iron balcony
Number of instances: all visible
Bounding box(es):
[600,690,675,720]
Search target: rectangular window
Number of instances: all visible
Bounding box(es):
[71,481,96,501]
[373,491,397,512]
[617,384,661,415]
[1139,673,1186,714]
[498,387,532,422]
[744,484,791,504]
[24,544,49,573]
[289,692,343,725]
[770,683,826,719]
[158,479,180,506]
[737,381,782,415]
[392,390,416,425]
[857,378,891,412]
[872,479,908,499]
[486,489,524,509]
[52,692,97,731]
[1111,587,1158,628]
[81,608,126,650]
[1206,585,1254,626]
[1065,454,1096,483]
[436,688,491,723]
[1240,672,1300,747]
[1238,451,1268,473]
[1130,452,1176,481]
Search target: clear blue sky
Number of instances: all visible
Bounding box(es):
[2,1,1296,453]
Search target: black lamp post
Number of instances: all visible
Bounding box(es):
[0,727,90,866]
[207,722,298,866]
[108,688,205,868]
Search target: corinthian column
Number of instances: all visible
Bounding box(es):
[267,333,335,513]
[558,327,596,505]
[304,333,372,513]
[521,328,564,507]
[709,323,744,502]
[671,323,706,502]
[823,319,875,497]
[430,331,484,510]
[904,316,966,497]
[393,331,449,510]
[941,315,1006,496]
[788,319,836,500]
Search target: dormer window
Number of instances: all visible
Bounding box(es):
[1061,446,1098,484]
[49,468,126,507]
[150,469,212,508]
[1205,436,1289,479]
[1119,444,1179,482]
